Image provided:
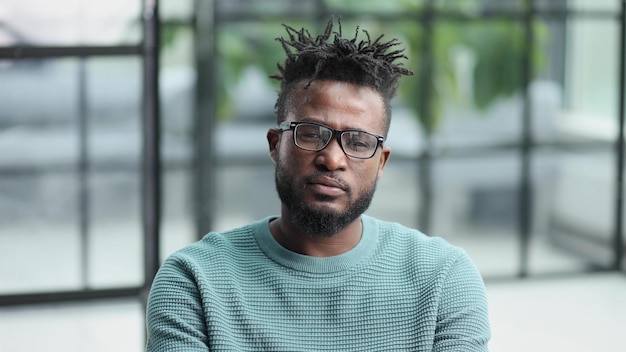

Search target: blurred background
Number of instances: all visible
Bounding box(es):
[0,0,625,351]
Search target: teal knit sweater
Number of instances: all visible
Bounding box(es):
[146,215,490,351]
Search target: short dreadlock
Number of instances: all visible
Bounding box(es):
[271,17,413,135]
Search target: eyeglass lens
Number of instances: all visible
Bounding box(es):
[294,123,378,158]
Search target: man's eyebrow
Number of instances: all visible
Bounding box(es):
[294,117,323,124]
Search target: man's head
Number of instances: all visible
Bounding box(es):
[267,18,412,237]
[271,17,413,137]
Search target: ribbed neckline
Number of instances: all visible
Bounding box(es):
[253,215,380,274]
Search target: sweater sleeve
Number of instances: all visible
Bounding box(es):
[145,255,209,352]
[432,249,491,352]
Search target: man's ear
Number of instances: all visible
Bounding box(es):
[267,128,281,163]
[376,146,391,180]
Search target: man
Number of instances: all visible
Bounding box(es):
[146,18,491,351]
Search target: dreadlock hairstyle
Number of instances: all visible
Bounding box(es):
[271,17,413,135]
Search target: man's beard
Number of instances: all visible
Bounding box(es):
[275,162,376,237]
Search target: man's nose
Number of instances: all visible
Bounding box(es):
[314,136,347,171]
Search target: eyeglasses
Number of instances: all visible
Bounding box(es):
[278,121,384,159]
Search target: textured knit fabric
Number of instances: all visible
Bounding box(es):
[146,215,491,351]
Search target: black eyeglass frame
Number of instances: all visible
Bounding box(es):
[278,121,385,159]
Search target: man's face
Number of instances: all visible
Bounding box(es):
[267,80,391,237]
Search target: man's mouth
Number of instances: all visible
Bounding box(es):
[306,175,348,196]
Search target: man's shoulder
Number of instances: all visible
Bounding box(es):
[365,216,481,289]
[365,215,424,236]
[164,217,270,266]
[365,215,448,242]
[364,215,464,258]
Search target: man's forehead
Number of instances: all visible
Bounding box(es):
[285,80,387,132]
[292,80,383,103]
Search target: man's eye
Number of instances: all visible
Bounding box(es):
[346,137,372,150]
[299,131,322,140]
[347,140,369,149]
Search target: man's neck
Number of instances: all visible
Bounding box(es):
[269,216,363,257]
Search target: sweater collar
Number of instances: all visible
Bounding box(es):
[253,215,379,274]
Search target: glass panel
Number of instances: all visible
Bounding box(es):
[0,58,80,135]
[431,21,525,148]
[160,24,195,256]
[431,153,521,277]
[0,0,142,46]
[0,174,83,293]
[525,12,617,275]
[214,164,280,232]
[161,0,194,21]
[366,161,421,230]
[161,169,195,258]
[87,171,142,288]
[560,18,619,140]
[435,0,523,12]
[385,106,425,159]
[324,0,420,14]
[539,149,616,271]
[161,26,195,68]
[568,0,620,12]
[535,0,568,11]
[322,0,524,13]
[527,150,596,274]
[85,58,142,163]
[0,58,83,294]
[83,57,143,288]
[532,18,566,143]
[217,0,318,16]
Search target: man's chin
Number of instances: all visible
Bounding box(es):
[288,204,357,237]
[306,198,345,214]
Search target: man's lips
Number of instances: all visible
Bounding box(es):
[306,175,348,196]
[309,175,347,189]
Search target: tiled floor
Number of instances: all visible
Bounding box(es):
[0,273,624,351]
